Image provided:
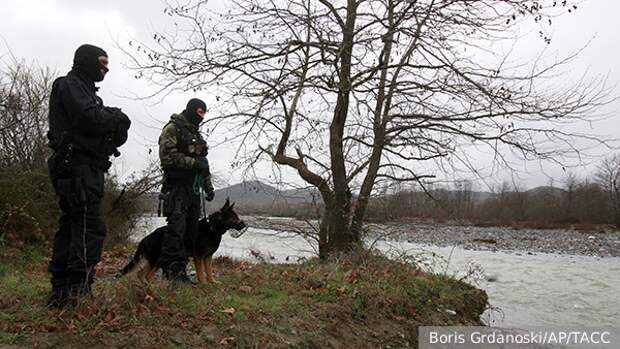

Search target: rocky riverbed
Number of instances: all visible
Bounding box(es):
[242,216,620,257]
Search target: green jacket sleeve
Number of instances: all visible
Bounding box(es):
[202,173,214,193]
[158,123,196,170]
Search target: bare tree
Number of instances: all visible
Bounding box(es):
[562,172,578,222]
[126,0,612,257]
[596,154,620,227]
[0,56,54,170]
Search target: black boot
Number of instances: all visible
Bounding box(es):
[163,262,192,285]
[66,271,94,307]
[46,272,70,309]
[46,285,69,309]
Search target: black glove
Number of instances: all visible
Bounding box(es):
[205,190,214,202]
[105,107,131,147]
[115,109,131,130]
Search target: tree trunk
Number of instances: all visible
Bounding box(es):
[318,215,329,259]
[318,196,359,258]
[320,0,358,258]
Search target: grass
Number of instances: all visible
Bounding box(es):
[0,245,488,348]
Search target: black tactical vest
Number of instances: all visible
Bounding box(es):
[171,119,207,157]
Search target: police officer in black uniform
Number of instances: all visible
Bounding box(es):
[46,44,131,307]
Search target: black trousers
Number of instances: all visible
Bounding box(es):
[160,185,200,271]
[48,164,106,288]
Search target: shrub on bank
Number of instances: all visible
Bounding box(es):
[0,164,146,249]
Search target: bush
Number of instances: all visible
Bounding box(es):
[0,166,56,245]
[104,174,148,249]
[0,165,148,249]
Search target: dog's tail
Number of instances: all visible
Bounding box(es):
[117,244,143,277]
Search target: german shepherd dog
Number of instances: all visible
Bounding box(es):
[119,199,246,284]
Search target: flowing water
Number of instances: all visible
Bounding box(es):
[133,217,620,328]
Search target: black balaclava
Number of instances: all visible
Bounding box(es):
[183,98,207,126]
[72,44,108,82]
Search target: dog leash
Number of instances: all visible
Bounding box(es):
[193,173,208,219]
[200,187,208,219]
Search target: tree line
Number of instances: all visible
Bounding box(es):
[363,165,620,229]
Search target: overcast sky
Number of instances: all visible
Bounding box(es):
[1,0,619,190]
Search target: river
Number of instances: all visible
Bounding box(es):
[134,217,620,328]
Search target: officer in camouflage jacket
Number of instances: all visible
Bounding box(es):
[159,98,214,284]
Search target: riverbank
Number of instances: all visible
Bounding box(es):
[0,246,487,348]
[244,216,620,258]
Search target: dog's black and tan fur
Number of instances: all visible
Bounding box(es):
[119,199,246,284]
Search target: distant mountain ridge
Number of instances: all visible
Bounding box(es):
[142,180,568,213]
[212,180,317,209]
[212,181,569,206]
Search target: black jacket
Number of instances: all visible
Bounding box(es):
[47,71,130,167]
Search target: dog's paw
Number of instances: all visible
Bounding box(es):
[208,279,222,285]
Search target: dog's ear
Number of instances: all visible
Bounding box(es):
[229,202,235,210]
[222,197,230,210]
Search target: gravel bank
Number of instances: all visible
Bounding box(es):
[243,216,620,258]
